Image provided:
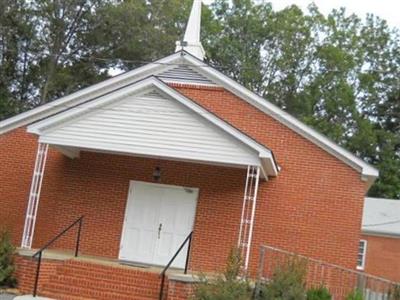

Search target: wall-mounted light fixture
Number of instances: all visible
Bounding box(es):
[153,167,161,182]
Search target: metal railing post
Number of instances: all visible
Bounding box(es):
[254,246,266,299]
[31,216,84,297]
[159,231,193,300]
[75,217,83,257]
[159,274,166,300]
[33,251,42,297]
[184,232,192,274]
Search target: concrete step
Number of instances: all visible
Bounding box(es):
[39,291,87,300]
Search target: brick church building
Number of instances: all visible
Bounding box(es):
[0,0,380,299]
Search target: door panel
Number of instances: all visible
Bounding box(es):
[119,183,162,264]
[154,187,198,268]
[120,182,198,268]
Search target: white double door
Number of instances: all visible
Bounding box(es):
[119,181,198,268]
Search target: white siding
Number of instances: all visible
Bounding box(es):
[39,88,260,167]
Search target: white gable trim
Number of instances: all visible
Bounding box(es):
[28,77,277,177]
[178,52,379,183]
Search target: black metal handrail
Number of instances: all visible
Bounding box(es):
[32,216,84,297]
[159,231,193,300]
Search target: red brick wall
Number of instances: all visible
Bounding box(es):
[0,128,38,245]
[0,128,247,273]
[172,84,368,273]
[14,253,193,299]
[167,279,194,300]
[14,255,62,294]
[362,234,400,282]
[33,148,247,272]
[0,83,369,278]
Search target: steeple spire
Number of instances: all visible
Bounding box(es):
[175,0,205,60]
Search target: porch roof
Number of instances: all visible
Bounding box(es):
[27,77,278,178]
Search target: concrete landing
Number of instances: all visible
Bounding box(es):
[14,296,52,300]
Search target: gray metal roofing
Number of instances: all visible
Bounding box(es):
[362,197,400,237]
[156,64,216,85]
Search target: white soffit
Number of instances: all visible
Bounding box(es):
[27,77,277,177]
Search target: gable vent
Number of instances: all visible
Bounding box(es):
[142,90,164,99]
[157,65,216,86]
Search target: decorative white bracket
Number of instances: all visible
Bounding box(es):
[238,165,260,271]
[21,143,49,249]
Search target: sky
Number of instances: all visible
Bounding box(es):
[203,0,400,29]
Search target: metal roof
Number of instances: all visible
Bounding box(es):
[362,197,400,237]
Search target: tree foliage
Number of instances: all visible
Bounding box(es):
[306,286,332,300]
[0,0,399,198]
[205,0,400,198]
[0,231,16,287]
[258,258,307,300]
[192,248,252,300]
[0,0,194,110]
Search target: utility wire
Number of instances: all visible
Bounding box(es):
[1,49,397,74]
[0,50,229,70]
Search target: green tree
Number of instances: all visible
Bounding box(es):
[0,0,198,109]
[204,0,400,198]
[367,91,400,198]
[0,0,35,118]
[89,0,196,70]
[31,0,110,104]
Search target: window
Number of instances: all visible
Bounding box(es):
[357,240,367,270]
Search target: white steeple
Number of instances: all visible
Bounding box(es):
[175,0,205,60]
